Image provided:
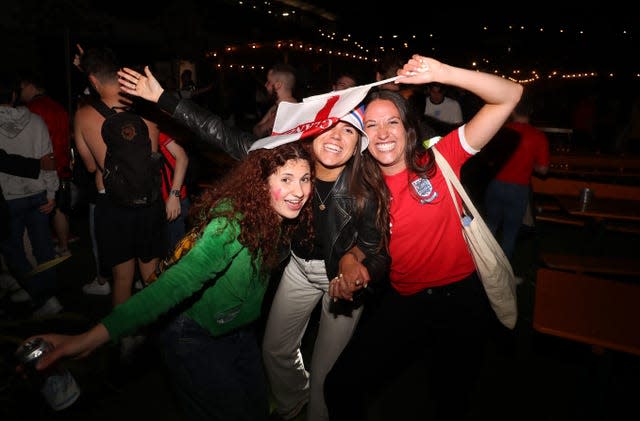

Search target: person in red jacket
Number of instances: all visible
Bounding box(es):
[19,73,74,256]
[484,97,550,261]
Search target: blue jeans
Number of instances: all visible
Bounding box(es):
[157,314,269,421]
[484,179,530,261]
[0,191,58,304]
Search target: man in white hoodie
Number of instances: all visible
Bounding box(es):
[0,75,62,317]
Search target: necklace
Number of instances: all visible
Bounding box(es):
[314,181,336,211]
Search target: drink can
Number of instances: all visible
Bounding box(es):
[15,337,51,371]
[579,187,593,211]
[15,337,81,411]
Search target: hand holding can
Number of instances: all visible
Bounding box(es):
[15,337,81,411]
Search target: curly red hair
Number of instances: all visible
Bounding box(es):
[189,143,314,271]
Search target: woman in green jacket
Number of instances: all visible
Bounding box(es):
[20,142,314,421]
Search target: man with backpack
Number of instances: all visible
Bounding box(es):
[73,47,166,321]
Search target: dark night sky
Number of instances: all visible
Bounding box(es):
[3,0,638,122]
[4,0,637,71]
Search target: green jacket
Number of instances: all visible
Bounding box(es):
[102,215,268,341]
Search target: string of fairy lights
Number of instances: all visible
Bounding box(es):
[206,1,637,84]
[206,39,638,84]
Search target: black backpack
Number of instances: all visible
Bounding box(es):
[92,99,162,207]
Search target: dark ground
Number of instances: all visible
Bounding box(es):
[1,199,639,421]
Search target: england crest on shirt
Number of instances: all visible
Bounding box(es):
[412,177,438,204]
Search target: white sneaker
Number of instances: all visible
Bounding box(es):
[10,288,31,303]
[82,277,111,295]
[32,296,64,318]
[41,369,81,411]
[1,272,30,302]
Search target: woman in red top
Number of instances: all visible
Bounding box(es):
[325,55,523,421]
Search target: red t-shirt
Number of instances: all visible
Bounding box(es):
[385,128,476,295]
[159,132,187,201]
[495,122,550,185]
[27,95,71,178]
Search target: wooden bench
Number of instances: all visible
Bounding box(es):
[531,176,640,226]
[602,221,640,236]
[549,153,640,177]
[533,268,640,356]
[535,213,586,227]
[531,176,640,201]
[532,194,586,227]
[540,253,640,277]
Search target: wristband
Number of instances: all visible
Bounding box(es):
[170,189,181,197]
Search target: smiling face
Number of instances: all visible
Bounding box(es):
[311,121,360,179]
[364,98,408,175]
[268,158,312,220]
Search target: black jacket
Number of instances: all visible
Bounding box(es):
[157,92,390,291]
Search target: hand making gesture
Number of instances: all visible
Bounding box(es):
[118,66,165,104]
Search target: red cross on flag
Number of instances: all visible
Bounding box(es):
[249,77,400,153]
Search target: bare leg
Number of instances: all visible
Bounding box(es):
[112,259,136,307]
[138,257,160,286]
[52,209,70,252]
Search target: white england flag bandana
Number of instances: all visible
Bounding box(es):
[249,77,401,152]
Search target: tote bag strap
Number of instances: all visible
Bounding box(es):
[432,147,482,222]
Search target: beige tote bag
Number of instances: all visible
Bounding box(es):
[433,147,518,329]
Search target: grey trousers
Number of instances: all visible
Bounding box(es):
[262,252,363,421]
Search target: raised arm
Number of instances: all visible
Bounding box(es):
[118,66,255,161]
[398,54,523,150]
[119,66,164,104]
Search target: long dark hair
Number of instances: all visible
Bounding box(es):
[347,131,391,253]
[189,142,314,270]
[364,90,436,180]
[357,90,437,244]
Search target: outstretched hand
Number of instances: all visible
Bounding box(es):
[395,54,443,85]
[118,66,165,104]
[17,325,110,372]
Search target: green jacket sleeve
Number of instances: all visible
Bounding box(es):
[101,217,244,341]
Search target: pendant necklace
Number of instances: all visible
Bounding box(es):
[314,181,336,211]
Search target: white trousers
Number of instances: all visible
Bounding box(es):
[262,252,363,421]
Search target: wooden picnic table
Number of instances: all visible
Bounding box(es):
[547,152,640,181]
[554,194,640,223]
[534,268,640,357]
[540,252,640,277]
